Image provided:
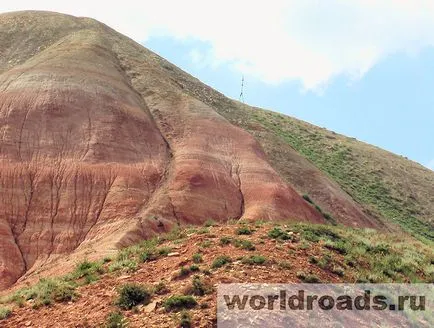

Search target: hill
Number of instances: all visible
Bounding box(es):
[0,10,433,294]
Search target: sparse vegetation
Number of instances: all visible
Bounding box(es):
[199,240,212,248]
[219,236,232,245]
[211,255,232,269]
[189,264,200,272]
[8,278,77,308]
[233,239,256,251]
[184,275,213,296]
[296,271,321,283]
[71,260,104,284]
[192,253,203,263]
[106,311,127,328]
[268,227,294,240]
[236,227,253,235]
[241,255,267,265]
[179,310,192,328]
[249,109,433,241]
[154,281,170,295]
[204,219,217,227]
[1,221,432,326]
[164,295,197,312]
[116,283,152,310]
[0,307,11,320]
[302,194,313,204]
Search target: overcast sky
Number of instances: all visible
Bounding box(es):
[1,1,434,169]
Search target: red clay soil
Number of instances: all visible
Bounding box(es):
[2,224,347,328]
[0,11,391,292]
[0,11,325,290]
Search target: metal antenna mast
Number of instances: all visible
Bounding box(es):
[239,75,245,103]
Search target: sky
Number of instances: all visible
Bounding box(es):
[1,1,433,170]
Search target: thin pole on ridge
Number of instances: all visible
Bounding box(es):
[239,75,245,103]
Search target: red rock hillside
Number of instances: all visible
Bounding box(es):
[0,11,389,290]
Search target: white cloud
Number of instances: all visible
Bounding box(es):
[3,1,434,90]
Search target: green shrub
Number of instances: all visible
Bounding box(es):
[302,194,313,204]
[185,275,212,296]
[108,259,138,273]
[204,219,217,227]
[154,281,170,295]
[211,256,232,269]
[324,240,348,255]
[278,261,292,269]
[158,247,173,256]
[180,310,192,328]
[116,284,152,310]
[236,227,253,235]
[295,225,342,243]
[72,260,104,284]
[323,213,337,225]
[178,266,191,277]
[106,311,127,328]
[200,240,212,248]
[192,253,203,263]
[12,278,77,308]
[197,227,210,235]
[0,307,11,320]
[296,271,321,283]
[268,227,293,240]
[331,265,345,277]
[233,239,255,251]
[163,295,197,312]
[219,237,232,245]
[189,264,200,272]
[241,255,267,265]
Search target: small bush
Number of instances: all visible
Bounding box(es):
[154,281,170,295]
[109,259,138,273]
[106,311,127,328]
[180,310,192,328]
[295,225,341,243]
[204,219,217,227]
[323,213,337,225]
[158,247,173,256]
[178,266,191,278]
[164,295,197,312]
[184,275,212,296]
[72,260,104,284]
[192,253,203,263]
[189,264,200,272]
[278,261,292,269]
[211,256,232,269]
[0,307,11,320]
[236,227,253,235]
[116,284,152,310]
[296,271,321,283]
[268,227,293,241]
[241,255,267,265]
[199,240,212,248]
[233,239,255,251]
[324,240,348,255]
[331,265,345,277]
[140,249,158,262]
[197,227,210,235]
[219,237,232,245]
[302,194,313,204]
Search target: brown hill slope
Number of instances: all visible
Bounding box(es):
[0,221,432,327]
[0,10,432,292]
[0,11,326,290]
